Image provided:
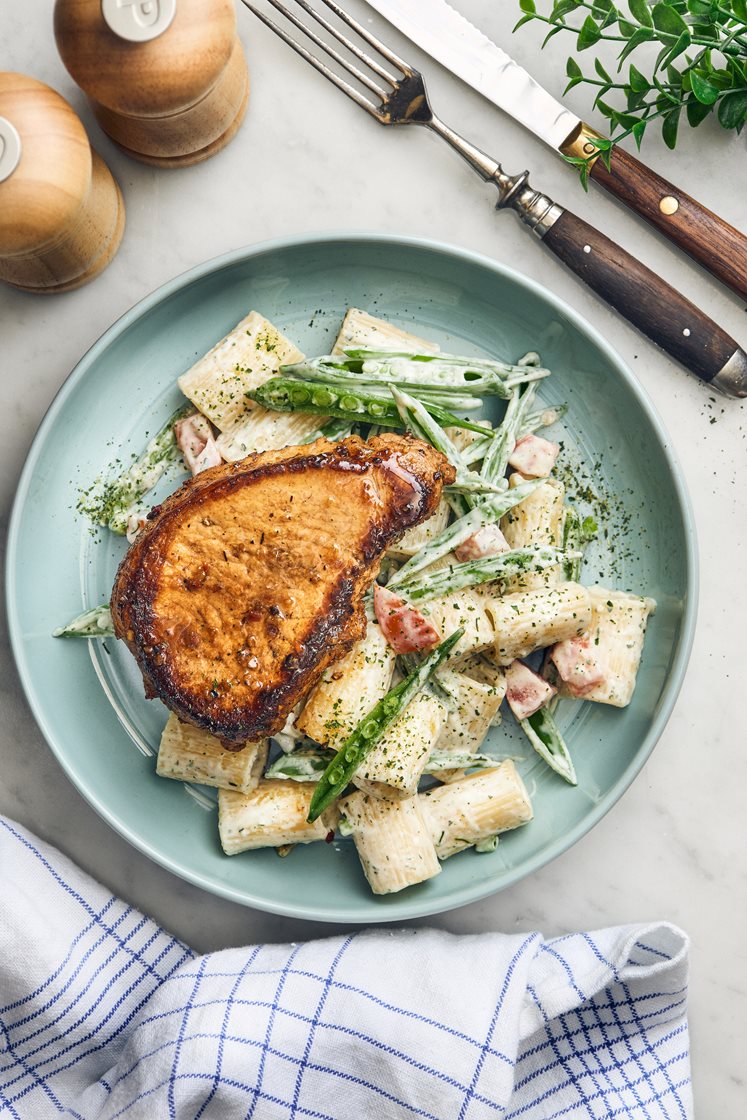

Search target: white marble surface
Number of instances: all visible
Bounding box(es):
[2,1,745,1112]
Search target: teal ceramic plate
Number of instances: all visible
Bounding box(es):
[7,234,697,922]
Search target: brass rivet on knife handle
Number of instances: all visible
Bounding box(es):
[559,121,606,165]
[588,145,747,301]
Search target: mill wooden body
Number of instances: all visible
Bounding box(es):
[54,0,250,167]
[0,72,124,293]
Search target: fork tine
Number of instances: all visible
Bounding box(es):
[317,0,415,76]
[241,0,385,120]
[290,0,401,87]
[261,0,390,98]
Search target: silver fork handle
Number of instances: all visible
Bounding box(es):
[426,114,746,399]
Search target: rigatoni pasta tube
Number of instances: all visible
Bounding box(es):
[486,582,592,666]
[434,670,505,755]
[354,692,445,799]
[419,587,496,660]
[419,762,533,860]
[331,307,439,356]
[388,498,451,560]
[297,622,395,747]
[501,474,565,592]
[218,781,337,855]
[552,587,656,708]
[339,790,441,895]
[156,714,268,794]
[178,311,303,433]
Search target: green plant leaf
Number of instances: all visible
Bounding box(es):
[686,96,713,125]
[733,0,747,21]
[690,69,721,102]
[629,63,650,91]
[595,98,617,118]
[717,89,747,128]
[629,0,654,26]
[618,25,656,64]
[543,24,565,45]
[660,30,692,67]
[564,56,584,91]
[662,106,682,146]
[651,2,689,37]
[552,0,582,17]
[595,57,614,82]
[631,120,648,147]
[577,14,603,49]
[687,0,717,16]
[519,0,537,12]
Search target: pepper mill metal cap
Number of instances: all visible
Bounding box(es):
[0,72,125,292]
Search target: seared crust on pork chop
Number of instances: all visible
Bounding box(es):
[111,434,454,744]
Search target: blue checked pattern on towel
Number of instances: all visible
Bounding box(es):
[0,816,692,1119]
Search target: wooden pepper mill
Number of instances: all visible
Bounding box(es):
[54,0,250,168]
[0,72,125,293]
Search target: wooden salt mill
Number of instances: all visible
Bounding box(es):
[54,0,250,167]
[0,73,125,293]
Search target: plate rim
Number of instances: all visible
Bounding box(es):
[6,230,699,922]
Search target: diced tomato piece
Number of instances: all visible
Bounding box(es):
[550,636,607,697]
[373,583,442,655]
[454,524,510,563]
[508,433,559,478]
[505,659,556,720]
[175,414,223,475]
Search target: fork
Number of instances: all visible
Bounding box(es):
[240,0,746,398]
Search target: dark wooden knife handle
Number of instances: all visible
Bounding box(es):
[541,207,746,392]
[589,145,747,301]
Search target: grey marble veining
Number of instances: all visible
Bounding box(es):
[2,2,746,1113]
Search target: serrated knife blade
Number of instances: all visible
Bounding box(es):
[363,0,580,150]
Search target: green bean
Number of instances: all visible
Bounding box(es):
[393,545,575,604]
[53,604,114,638]
[387,478,546,589]
[265,748,334,781]
[519,403,568,438]
[282,364,482,411]
[519,707,577,785]
[480,383,538,490]
[423,750,498,773]
[248,378,489,435]
[460,404,568,468]
[78,404,192,534]
[284,349,551,397]
[389,387,493,518]
[307,629,464,822]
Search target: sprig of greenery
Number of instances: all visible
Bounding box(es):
[515,1,747,177]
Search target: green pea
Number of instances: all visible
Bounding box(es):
[311,387,336,407]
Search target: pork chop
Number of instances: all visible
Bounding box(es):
[111,434,454,744]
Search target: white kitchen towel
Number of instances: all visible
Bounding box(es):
[0,815,691,1119]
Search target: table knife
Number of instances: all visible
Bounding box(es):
[364,0,747,302]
